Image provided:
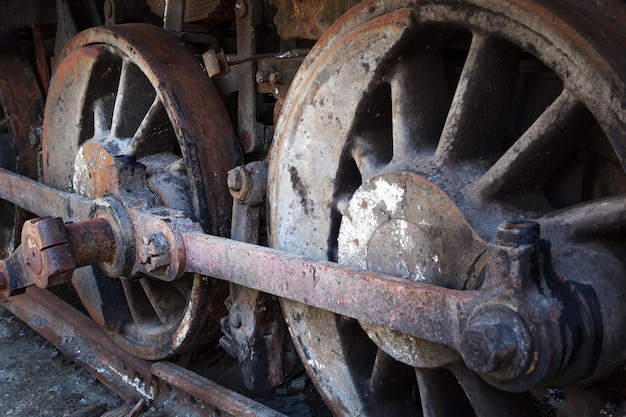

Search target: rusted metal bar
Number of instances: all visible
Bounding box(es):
[2,287,156,401]
[2,288,290,416]
[0,167,95,222]
[183,232,474,348]
[0,166,592,389]
[152,362,288,417]
[0,166,472,348]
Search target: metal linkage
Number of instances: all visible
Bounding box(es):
[221,162,301,391]
[0,165,604,392]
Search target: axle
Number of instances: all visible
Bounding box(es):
[0,166,605,392]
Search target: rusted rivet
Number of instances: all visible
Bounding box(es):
[256,71,270,84]
[268,72,279,85]
[29,126,43,150]
[104,0,114,19]
[232,314,242,329]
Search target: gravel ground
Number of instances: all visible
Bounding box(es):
[0,305,125,416]
[0,304,331,417]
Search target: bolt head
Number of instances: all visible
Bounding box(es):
[140,232,171,271]
[460,322,518,374]
[227,167,244,192]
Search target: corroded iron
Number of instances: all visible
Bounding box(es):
[3,287,286,417]
[41,24,241,359]
[0,163,603,393]
[1,0,626,415]
[268,0,626,414]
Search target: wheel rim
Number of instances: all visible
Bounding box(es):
[0,33,43,259]
[43,24,241,359]
[269,1,626,415]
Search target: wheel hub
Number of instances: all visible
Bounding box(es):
[73,141,117,199]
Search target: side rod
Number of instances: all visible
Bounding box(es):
[0,166,584,390]
[0,166,475,347]
[183,232,475,348]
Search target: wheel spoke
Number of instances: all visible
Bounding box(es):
[368,349,416,400]
[93,96,114,138]
[111,59,156,140]
[450,364,538,417]
[434,33,521,164]
[415,368,473,417]
[139,278,186,325]
[171,279,193,300]
[351,135,389,180]
[474,89,595,198]
[388,50,449,161]
[121,278,158,326]
[540,194,626,235]
[130,97,175,156]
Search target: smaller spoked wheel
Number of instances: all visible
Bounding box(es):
[0,33,43,260]
[270,0,626,415]
[43,24,240,359]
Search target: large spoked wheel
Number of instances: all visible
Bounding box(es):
[43,24,241,359]
[269,0,626,415]
[0,33,43,260]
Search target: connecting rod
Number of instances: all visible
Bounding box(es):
[0,166,602,392]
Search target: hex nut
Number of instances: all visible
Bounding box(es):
[459,304,533,382]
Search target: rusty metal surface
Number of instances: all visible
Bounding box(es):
[268,0,626,414]
[152,362,288,417]
[0,0,624,415]
[0,33,44,259]
[235,0,271,153]
[222,161,299,391]
[270,0,361,40]
[2,287,288,417]
[41,23,241,359]
[45,23,241,236]
[0,159,597,393]
[3,287,156,402]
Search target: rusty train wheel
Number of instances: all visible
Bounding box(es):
[43,24,241,359]
[269,0,626,415]
[0,33,43,259]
